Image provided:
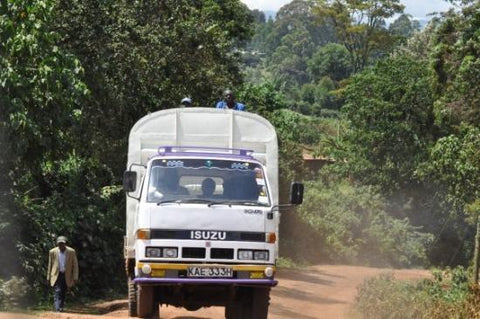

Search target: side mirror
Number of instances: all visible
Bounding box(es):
[289,182,304,205]
[123,171,137,192]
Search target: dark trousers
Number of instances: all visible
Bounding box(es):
[53,273,67,312]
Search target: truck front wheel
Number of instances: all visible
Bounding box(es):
[137,285,158,318]
[128,277,137,317]
[251,287,270,319]
[225,287,270,319]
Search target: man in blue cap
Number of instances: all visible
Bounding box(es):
[47,236,79,312]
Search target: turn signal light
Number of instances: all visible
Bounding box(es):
[136,229,151,240]
[266,232,276,243]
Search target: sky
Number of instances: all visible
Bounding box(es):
[240,0,454,21]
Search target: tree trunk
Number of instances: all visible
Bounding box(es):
[473,219,480,284]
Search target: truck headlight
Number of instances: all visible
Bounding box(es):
[145,247,178,258]
[238,250,253,260]
[163,247,178,258]
[238,250,269,261]
[254,250,269,261]
[146,247,162,257]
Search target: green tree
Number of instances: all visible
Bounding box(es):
[0,0,90,291]
[431,1,480,131]
[236,82,288,115]
[267,0,335,54]
[392,19,439,60]
[389,14,421,40]
[307,43,353,81]
[1,0,257,304]
[417,125,480,269]
[268,27,313,87]
[313,0,404,72]
[337,56,435,193]
[297,177,432,266]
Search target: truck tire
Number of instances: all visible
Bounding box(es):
[251,287,270,319]
[225,287,269,319]
[225,302,244,319]
[128,278,137,317]
[137,285,157,318]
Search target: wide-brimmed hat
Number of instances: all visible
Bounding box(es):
[56,236,68,244]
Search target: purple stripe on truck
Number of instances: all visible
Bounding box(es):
[133,277,278,286]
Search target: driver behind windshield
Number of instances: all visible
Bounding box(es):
[200,178,216,198]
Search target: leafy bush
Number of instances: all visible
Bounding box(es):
[355,273,429,319]
[0,276,30,310]
[355,267,480,319]
[298,177,433,266]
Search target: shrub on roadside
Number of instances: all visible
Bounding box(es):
[0,276,30,310]
[355,267,480,319]
[355,273,429,319]
[298,178,433,267]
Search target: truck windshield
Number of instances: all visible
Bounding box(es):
[146,158,270,206]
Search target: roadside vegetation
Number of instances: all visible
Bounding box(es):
[2,0,480,315]
[355,267,480,319]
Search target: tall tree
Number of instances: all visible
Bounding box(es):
[417,125,480,267]
[52,0,255,177]
[313,0,404,72]
[431,1,480,131]
[389,14,420,40]
[1,0,256,302]
[0,0,89,284]
[337,56,435,192]
[307,43,353,82]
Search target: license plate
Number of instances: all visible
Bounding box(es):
[187,266,233,278]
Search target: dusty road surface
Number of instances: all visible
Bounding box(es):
[1,265,430,319]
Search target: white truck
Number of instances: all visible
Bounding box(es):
[123,108,303,319]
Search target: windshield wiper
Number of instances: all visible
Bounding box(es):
[208,200,267,207]
[157,200,182,206]
[157,198,217,206]
[157,199,268,207]
[178,198,217,204]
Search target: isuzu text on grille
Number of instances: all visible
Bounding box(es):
[190,230,227,240]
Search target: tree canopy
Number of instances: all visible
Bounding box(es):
[313,0,404,72]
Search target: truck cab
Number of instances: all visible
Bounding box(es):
[123,108,303,318]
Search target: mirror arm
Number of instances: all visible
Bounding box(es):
[268,204,298,219]
[126,192,140,201]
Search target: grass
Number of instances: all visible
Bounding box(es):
[354,267,480,319]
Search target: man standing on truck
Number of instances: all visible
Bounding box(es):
[216,89,246,111]
[47,236,79,312]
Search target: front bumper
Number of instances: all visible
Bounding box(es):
[133,277,277,286]
[134,262,277,287]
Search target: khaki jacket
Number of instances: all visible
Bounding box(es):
[47,246,79,287]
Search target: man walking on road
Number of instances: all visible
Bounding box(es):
[47,236,79,312]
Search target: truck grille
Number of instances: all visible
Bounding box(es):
[180,247,234,260]
[182,247,206,258]
[211,248,234,259]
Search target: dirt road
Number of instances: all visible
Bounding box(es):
[1,265,430,319]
